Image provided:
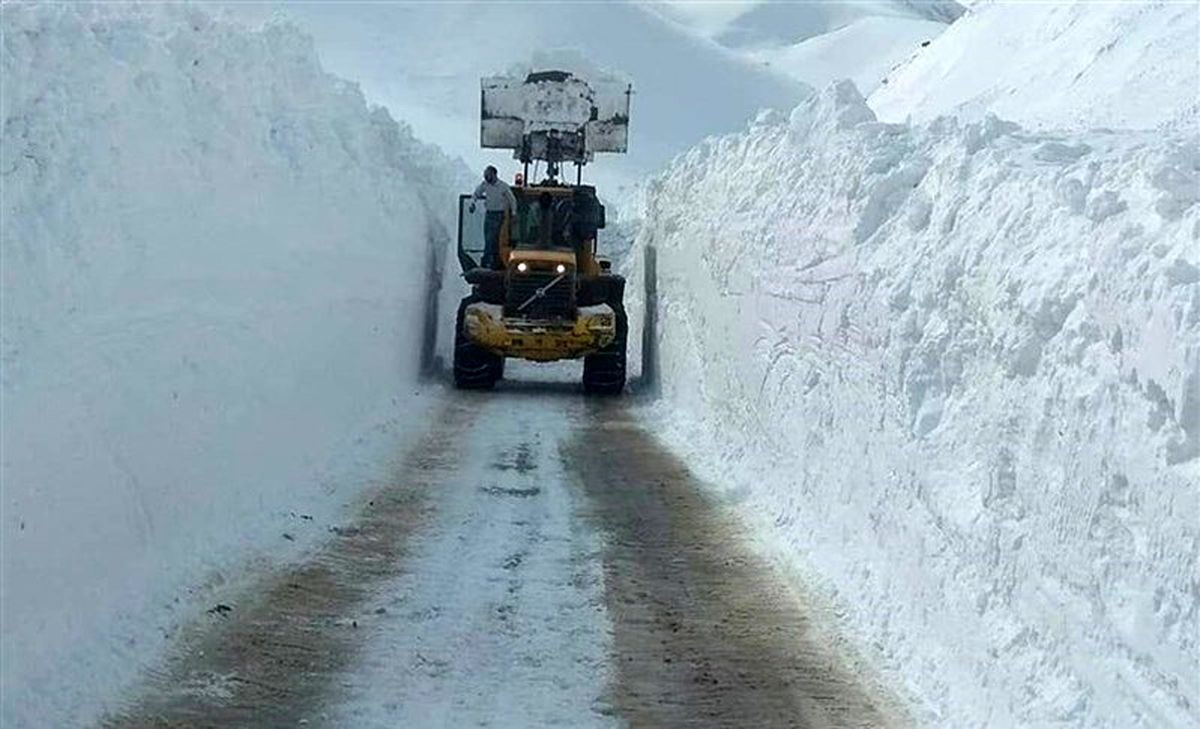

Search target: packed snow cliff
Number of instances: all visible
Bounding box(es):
[632,82,1199,727]
[1,5,466,725]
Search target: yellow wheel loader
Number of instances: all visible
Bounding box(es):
[452,70,632,394]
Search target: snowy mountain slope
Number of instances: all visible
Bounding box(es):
[711,0,963,48]
[646,0,962,47]
[870,0,1200,131]
[750,15,947,94]
[630,83,1199,727]
[643,0,960,108]
[225,1,811,202]
[1,5,466,725]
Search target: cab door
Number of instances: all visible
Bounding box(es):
[457,194,487,271]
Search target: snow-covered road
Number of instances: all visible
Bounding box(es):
[103,367,904,728]
[331,378,615,727]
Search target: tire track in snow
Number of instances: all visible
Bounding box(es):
[328,380,616,727]
[567,401,906,729]
[103,397,475,728]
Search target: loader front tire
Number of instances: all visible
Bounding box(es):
[583,304,627,395]
[453,296,502,390]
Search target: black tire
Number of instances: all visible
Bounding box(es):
[583,304,627,395]
[453,296,502,390]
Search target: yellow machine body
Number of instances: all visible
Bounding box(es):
[453,69,630,392]
[463,302,616,362]
[458,185,614,362]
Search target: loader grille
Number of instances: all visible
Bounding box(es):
[505,272,575,320]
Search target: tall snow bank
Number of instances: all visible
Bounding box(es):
[636,82,1199,727]
[870,1,1200,132]
[1,5,465,725]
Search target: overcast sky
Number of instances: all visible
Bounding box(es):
[224,1,807,203]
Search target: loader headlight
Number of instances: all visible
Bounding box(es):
[516,262,528,273]
[555,263,567,274]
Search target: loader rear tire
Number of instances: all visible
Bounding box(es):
[453,296,502,390]
[583,304,627,395]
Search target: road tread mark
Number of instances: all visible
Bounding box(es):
[567,402,907,729]
[104,399,475,729]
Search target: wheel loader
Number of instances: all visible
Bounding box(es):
[452,70,632,394]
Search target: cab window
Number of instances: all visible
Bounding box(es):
[457,194,486,269]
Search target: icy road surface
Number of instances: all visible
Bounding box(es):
[107,369,901,728]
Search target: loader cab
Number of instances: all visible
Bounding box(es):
[514,188,572,251]
[455,184,606,276]
[511,184,606,277]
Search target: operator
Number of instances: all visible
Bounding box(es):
[470,165,518,269]
[528,191,572,248]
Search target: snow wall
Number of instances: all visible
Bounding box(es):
[1,5,466,725]
[634,82,1199,727]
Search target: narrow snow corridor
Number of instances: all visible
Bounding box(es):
[104,373,903,728]
[6,4,1197,728]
